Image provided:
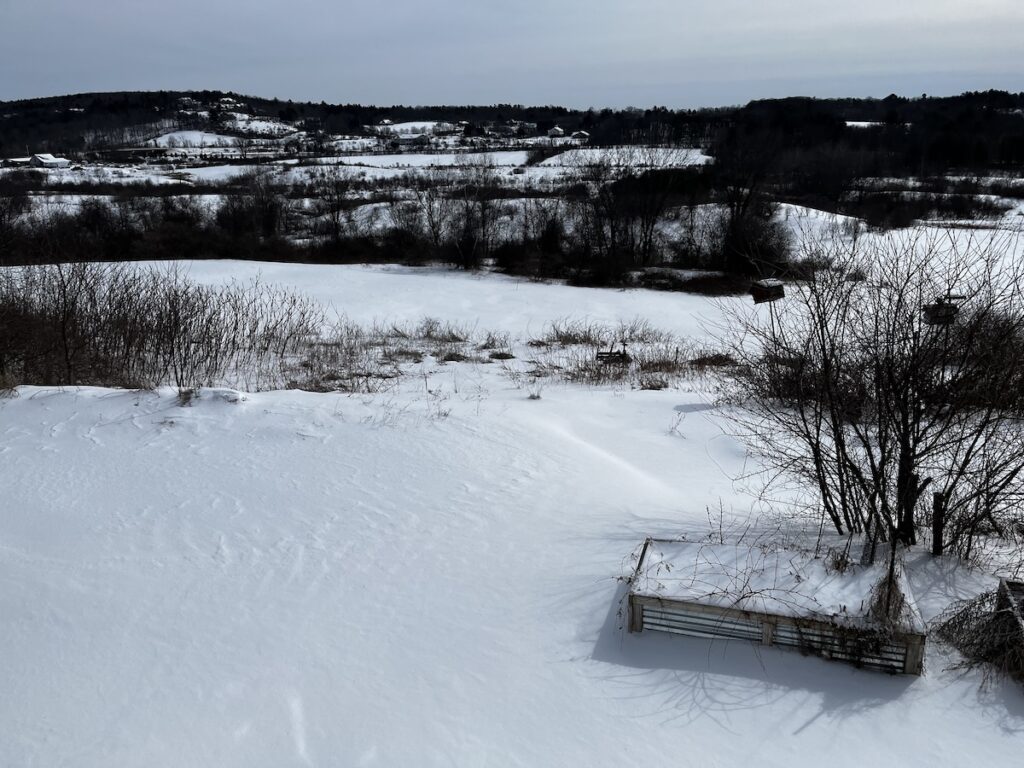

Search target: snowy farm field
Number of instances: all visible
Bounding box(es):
[3,262,1023,767]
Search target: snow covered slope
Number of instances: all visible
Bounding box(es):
[2,266,1021,767]
[147,131,240,147]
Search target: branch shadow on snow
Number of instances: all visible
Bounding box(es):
[592,580,1024,732]
[591,581,916,732]
[672,403,716,414]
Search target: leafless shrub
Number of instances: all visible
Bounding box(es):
[867,559,907,631]
[0,371,17,398]
[825,544,855,575]
[639,374,669,390]
[0,263,323,391]
[290,320,400,394]
[616,318,673,344]
[715,227,1024,557]
[523,324,697,388]
[537,318,607,346]
[934,587,1024,684]
[416,316,471,343]
[478,329,512,352]
[632,343,690,374]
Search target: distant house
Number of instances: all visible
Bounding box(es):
[2,157,32,168]
[547,126,565,138]
[30,153,70,169]
[570,131,590,142]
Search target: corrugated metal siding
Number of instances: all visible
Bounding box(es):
[642,606,762,642]
[635,597,919,674]
[771,623,908,674]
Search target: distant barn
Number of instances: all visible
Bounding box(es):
[30,153,70,169]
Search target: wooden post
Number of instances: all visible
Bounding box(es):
[903,634,926,675]
[931,492,946,557]
[628,595,644,633]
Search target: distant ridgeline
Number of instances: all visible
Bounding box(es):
[2,89,1024,172]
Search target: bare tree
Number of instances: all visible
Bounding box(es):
[0,185,31,258]
[311,168,358,244]
[561,140,698,279]
[236,134,254,160]
[719,228,1024,560]
[449,163,501,269]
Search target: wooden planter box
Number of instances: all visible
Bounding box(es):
[996,579,1024,658]
[628,539,926,675]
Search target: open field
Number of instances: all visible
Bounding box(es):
[2,263,1022,767]
[5,87,1024,766]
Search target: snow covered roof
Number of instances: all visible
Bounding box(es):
[30,153,71,166]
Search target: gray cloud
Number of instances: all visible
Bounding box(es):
[2,0,1021,106]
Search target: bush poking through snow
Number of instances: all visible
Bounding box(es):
[935,588,1024,685]
[0,263,323,391]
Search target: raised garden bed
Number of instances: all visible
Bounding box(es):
[628,538,926,675]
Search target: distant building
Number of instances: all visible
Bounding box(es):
[547,126,565,138]
[393,134,431,148]
[570,131,590,142]
[432,122,459,135]
[30,153,70,169]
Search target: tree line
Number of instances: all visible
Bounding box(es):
[5,89,1023,164]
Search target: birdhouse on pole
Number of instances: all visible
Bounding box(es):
[923,294,965,326]
[751,279,785,304]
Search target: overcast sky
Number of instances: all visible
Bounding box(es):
[2,0,1021,107]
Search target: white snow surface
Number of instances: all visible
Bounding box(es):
[2,264,1022,766]
[225,113,296,137]
[330,150,530,169]
[175,260,727,334]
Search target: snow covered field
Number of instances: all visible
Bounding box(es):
[2,264,1023,766]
